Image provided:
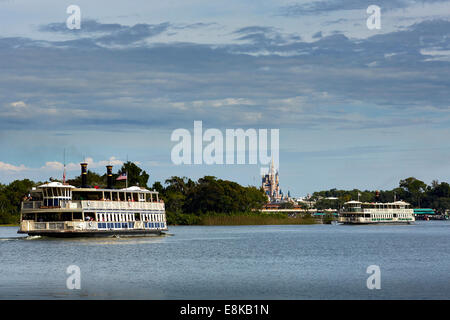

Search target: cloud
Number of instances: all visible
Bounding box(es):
[0,157,125,180]
[10,101,27,108]
[0,19,449,135]
[312,31,323,39]
[39,20,171,46]
[0,162,27,172]
[84,156,124,168]
[279,0,450,16]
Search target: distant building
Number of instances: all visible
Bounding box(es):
[262,159,282,202]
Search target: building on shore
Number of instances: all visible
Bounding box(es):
[262,159,281,202]
[261,159,293,203]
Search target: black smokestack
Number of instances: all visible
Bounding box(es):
[106,165,113,189]
[80,163,88,188]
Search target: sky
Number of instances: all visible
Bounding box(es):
[0,0,449,196]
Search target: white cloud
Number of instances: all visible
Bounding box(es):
[10,101,27,108]
[0,157,124,180]
[85,156,124,168]
[0,161,27,172]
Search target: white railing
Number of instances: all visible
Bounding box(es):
[22,201,43,209]
[80,200,164,211]
[363,208,413,214]
[32,222,65,230]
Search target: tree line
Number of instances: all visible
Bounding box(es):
[1,165,450,224]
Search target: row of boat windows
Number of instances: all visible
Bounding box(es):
[97,222,165,229]
[96,213,164,222]
[341,213,413,218]
[32,190,159,202]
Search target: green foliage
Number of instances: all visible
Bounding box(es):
[0,179,36,224]
[116,161,149,188]
[151,181,164,194]
[183,176,267,215]
[154,175,267,224]
[67,170,106,188]
[400,177,427,207]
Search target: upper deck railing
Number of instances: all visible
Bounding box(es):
[22,200,165,211]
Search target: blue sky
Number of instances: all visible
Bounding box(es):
[0,0,449,196]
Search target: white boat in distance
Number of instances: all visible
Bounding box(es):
[339,200,415,224]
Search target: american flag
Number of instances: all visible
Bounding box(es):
[116,172,127,181]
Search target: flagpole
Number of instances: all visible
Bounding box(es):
[63,148,66,184]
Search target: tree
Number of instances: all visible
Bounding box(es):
[0,179,36,224]
[399,177,427,207]
[66,170,105,188]
[151,181,165,194]
[117,161,149,188]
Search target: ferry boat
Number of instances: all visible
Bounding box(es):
[339,200,415,224]
[18,163,168,237]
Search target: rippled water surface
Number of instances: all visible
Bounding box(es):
[1,221,449,299]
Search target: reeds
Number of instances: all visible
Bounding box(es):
[199,214,317,226]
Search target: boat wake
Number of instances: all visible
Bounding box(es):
[0,236,30,241]
[24,235,42,240]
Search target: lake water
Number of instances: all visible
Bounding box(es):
[1,221,449,299]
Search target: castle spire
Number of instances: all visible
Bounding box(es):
[270,157,274,176]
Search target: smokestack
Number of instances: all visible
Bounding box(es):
[80,163,88,188]
[106,165,113,189]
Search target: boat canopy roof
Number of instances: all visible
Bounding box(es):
[121,186,152,192]
[73,186,157,194]
[38,182,75,189]
[36,183,157,194]
[344,200,411,205]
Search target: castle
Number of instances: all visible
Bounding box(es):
[261,159,287,202]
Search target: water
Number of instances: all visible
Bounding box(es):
[1,221,449,299]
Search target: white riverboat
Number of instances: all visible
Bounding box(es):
[18,163,167,237]
[339,200,415,224]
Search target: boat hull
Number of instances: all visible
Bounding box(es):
[19,229,167,238]
[340,221,414,225]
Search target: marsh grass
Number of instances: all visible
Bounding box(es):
[199,213,318,226]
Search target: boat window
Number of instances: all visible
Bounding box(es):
[86,192,102,201]
[61,212,72,221]
[73,212,82,220]
[23,213,35,220]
